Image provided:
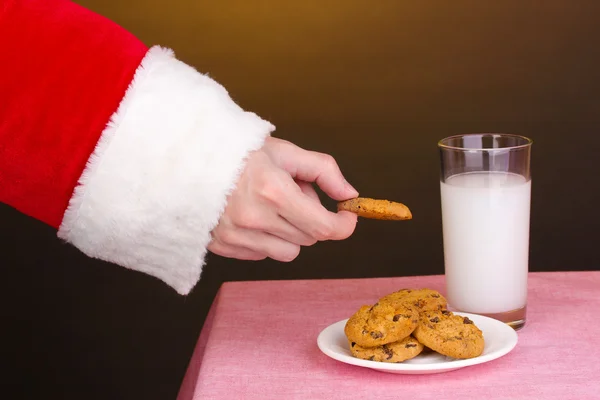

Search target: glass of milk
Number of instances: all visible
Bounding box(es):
[439,134,532,330]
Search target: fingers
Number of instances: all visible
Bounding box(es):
[278,189,358,241]
[292,180,357,240]
[271,215,317,246]
[235,209,317,246]
[207,241,266,261]
[227,194,317,246]
[295,180,320,202]
[271,139,358,201]
[256,172,357,241]
[213,226,301,262]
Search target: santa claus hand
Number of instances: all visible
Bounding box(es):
[207,137,359,262]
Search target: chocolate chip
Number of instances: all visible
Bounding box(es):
[362,329,368,335]
[431,294,440,298]
[393,314,401,322]
[382,345,394,360]
[369,355,375,361]
[429,317,440,323]
[442,310,451,315]
[370,331,384,339]
[351,342,356,347]
[405,343,417,348]
[463,317,474,324]
[414,300,426,308]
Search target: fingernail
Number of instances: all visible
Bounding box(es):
[344,179,359,197]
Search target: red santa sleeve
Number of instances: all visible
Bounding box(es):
[0,0,274,294]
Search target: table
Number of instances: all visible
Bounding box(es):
[177,272,600,399]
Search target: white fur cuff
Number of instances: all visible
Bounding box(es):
[57,46,274,295]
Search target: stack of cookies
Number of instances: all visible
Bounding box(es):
[344,289,485,362]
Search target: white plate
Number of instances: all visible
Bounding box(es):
[317,312,518,374]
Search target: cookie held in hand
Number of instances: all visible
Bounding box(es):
[337,197,412,220]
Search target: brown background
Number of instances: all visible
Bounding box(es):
[2,1,599,399]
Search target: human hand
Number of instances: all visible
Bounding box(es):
[208,136,359,262]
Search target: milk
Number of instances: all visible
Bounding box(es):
[440,172,531,314]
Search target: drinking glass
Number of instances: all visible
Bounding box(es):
[438,133,532,330]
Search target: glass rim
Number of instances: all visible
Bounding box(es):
[438,133,533,151]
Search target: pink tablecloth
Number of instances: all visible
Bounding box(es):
[178,271,600,400]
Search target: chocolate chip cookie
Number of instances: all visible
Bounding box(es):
[379,288,447,312]
[337,198,412,220]
[413,310,485,359]
[349,335,424,363]
[344,302,419,348]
